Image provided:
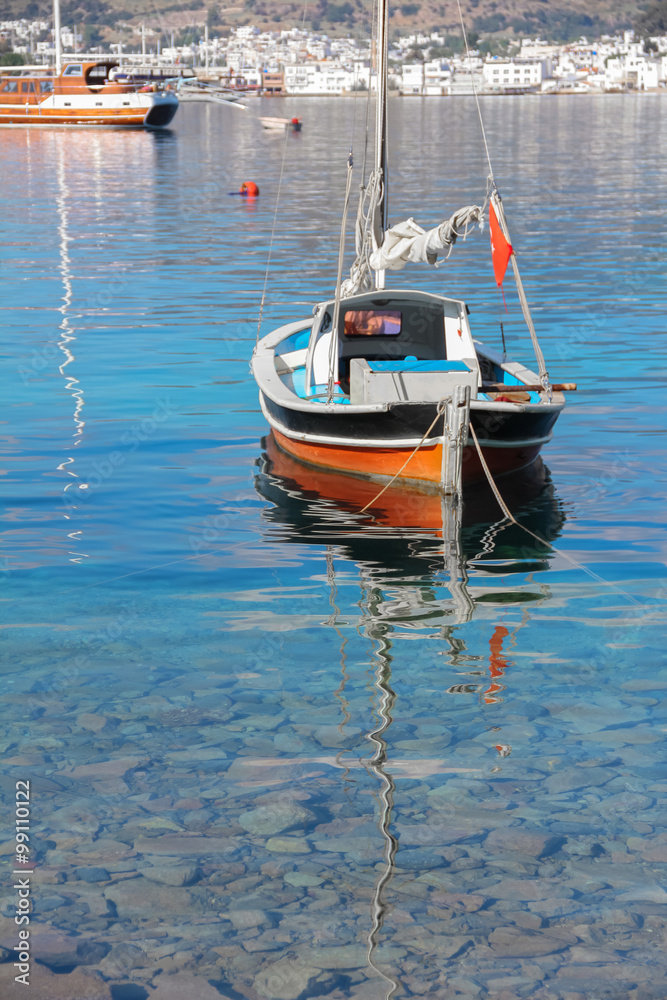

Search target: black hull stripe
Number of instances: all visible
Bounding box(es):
[261,393,561,447]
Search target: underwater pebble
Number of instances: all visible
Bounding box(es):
[426,934,473,959]
[228,908,268,930]
[239,802,316,836]
[429,891,486,912]
[394,847,448,871]
[151,972,233,999]
[76,713,108,732]
[545,766,616,794]
[24,966,112,1000]
[74,867,110,883]
[254,957,321,999]
[104,878,197,918]
[488,879,573,902]
[62,756,148,780]
[133,834,237,854]
[284,872,323,887]
[140,862,202,886]
[97,942,149,976]
[484,828,564,858]
[265,836,311,853]
[38,893,70,912]
[488,926,576,957]
[30,930,109,970]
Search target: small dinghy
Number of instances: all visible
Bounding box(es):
[259,116,302,131]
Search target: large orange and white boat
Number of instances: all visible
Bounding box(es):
[0,59,178,128]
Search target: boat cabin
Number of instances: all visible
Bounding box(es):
[0,61,135,103]
[301,290,480,404]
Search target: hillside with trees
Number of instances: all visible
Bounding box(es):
[0,0,651,45]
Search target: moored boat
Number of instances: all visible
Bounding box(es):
[253,287,567,491]
[0,60,178,128]
[251,3,571,497]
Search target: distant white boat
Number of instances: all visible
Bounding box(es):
[259,116,302,131]
[176,81,246,108]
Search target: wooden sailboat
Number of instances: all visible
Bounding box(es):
[251,3,570,496]
[0,0,178,129]
[0,60,178,128]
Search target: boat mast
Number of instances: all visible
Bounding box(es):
[53,0,62,74]
[374,0,389,290]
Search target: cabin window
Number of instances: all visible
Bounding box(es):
[2,80,19,93]
[39,80,54,93]
[20,81,37,94]
[63,64,83,76]
[85,65,111,87]
[343,309,402,337]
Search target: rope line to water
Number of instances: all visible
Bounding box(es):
[358,400,448,513]
[256,126,290,345]
[469,424,641,606]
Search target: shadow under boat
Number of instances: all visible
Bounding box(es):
[254,431,566,579]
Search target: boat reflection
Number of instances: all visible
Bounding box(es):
[255,431,566,616]
[254,432,566,997]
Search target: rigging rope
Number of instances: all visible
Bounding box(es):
[456,0,550,389]
[455,0,494,182]
[256,127,290,345]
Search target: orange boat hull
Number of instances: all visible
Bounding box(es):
[272,428,542,488]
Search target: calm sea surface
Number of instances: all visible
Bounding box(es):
[2,96,667,1000]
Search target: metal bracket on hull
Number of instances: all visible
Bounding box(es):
[441,383,471,497]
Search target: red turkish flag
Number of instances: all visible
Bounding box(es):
[489,200,513,287]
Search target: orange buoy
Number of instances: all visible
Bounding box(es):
[239,181,259,197]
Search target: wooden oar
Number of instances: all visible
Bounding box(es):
[481,382,577,393]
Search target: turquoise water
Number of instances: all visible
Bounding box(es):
[1,96,667,999]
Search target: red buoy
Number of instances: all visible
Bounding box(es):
[239,181,259,197]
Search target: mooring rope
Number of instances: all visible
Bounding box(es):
[358,399,448,513]
[469,424,641,606]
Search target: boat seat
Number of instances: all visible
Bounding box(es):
[290,368,349,403]
[349,358,477,405]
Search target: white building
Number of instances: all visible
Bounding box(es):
[402,59,452,95]
[603,53,660,90]
[283,61,355,94]
[482,58,544,92]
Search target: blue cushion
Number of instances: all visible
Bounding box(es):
[368,360,470,373]
[290,369,350,403]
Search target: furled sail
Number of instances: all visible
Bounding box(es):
[368,205,483,272]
